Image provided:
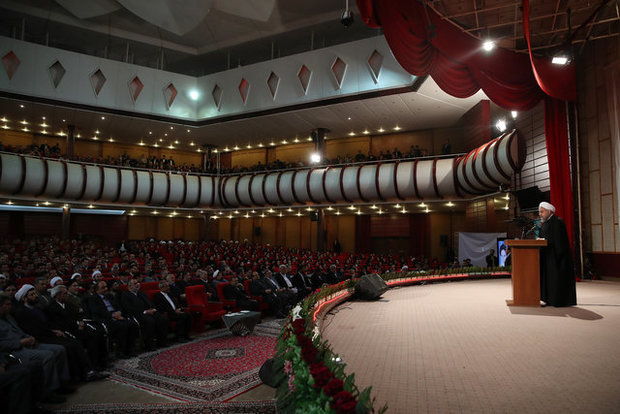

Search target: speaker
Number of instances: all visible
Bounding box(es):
[355,273,388,300]
[254,226,261,236]
[259,358,279,388]
[310,212,319,221]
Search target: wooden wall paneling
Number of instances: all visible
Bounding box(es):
[218,218,231,241]
[157,217,174,241]
[300,216,312,250]
[274,143,314,164]
[325,137,369,161]
[231,149,268,169]
[355,215,371,253]
[23,213,61,235]
[261,217,277,246]
[285,216,301,249]
[238,217,254,242]
[337,215,356,253]
[429,213,453,262]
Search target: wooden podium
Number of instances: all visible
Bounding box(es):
[505,239,547,307]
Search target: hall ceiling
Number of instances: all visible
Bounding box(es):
[0,0,618,151]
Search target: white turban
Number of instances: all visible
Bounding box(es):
[15,284,34,302]
[92,270,102,278]
[539,201,555,213]
[50,276,63,287]
[71,272,81,280]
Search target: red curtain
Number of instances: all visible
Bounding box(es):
[357,0,576,244]
[544,97,575,248]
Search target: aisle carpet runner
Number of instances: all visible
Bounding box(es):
[58,320,283,413]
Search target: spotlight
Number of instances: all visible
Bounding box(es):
[482,40,495,52]
[310,153,322,164]
[552,56,569,65]
[495,119,507,133]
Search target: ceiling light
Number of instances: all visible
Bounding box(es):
[393,126,401,131]
[189,89,200,100]
[19,104,24,108]
[20,120,28,125]
[482,40,495,52]
[446,201,454,207]
[174,140,179,144]
[348,132,355,136]
[348,205,356,210]
[0,117,7,122]
[419,202,426,207]
[281,140,288,144]
[363,129,370,134]
[307,137,313,142]
[378,127,385,133]
[95,130,99,134]
[41,130,47,134]
[189,142,195,146]
[552,56,569,65]
[40,123,48,127]
[233,145,240,150]
[187,129,190,133]
[258,143,264,147]
[101,116,105,120]
[495,119,507,132]
[170,126,174,130]
[511,111,518,119]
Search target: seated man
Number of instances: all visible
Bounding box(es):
[249,271,286,318]
[46,285,110,372]
[13,284,105,382]
[121,278,169,351]
[0,294,72,399]
[85,281,139,359]
[223,277,259,311]
[153,280,192,342]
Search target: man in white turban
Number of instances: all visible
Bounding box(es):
[537,201,576,307]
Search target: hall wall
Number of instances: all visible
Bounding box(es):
[578,36,620,276]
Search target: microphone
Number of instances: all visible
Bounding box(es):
[524,223,538,236]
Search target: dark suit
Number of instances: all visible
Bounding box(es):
[223,283,258,311]
[250,278,285,316]
[14,304,93,380]
[121,290,168,349]
[84,293,138,357]
[291,272,313,298]
[153,291,192,340]
[192,279,219,301]
[46,300,108,369]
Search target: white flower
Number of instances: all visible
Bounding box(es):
[291,305,303,321]
[312,326,320,340]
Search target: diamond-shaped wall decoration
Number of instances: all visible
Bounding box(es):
[212,84,223,110]
[128,76,144,102]
[2,51,21,80]
[368,50,384,83]
[331,57,347,89]
[164,83,178,109]
[48,60,66,88]
[238,78,250,104]
[90,69,107,96]
[267,72,279,99]
[298,64,311,94]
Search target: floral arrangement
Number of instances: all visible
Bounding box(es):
[273,268,508,413]
[273,286,382,414]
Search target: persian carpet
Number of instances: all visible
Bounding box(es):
[56,320,283,413]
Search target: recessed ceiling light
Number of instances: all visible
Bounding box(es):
[174,140,179,144]
[347,117,352,120]
[394,126,401,131]
[363,129,370,134]
[101,116,105,120]
[348,132,355,136]
[95,130,99,134]
[378,128,385,133]
[19,104,24,108]
[189,142,195,146]
[170,126,174,130]
[552,56,569,65]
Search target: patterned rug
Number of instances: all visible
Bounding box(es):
[57,320,283,413]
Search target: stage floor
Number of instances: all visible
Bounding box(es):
[321,278,620,414]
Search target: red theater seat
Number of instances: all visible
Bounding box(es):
[184,285,226,332]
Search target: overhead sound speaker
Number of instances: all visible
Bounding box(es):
[355,273,388,300]
[254,226,261,236]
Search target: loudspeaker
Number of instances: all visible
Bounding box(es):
[254,226,261,236]
[310,212,319,221]
[259,358,279,388]
[355,273,388,300]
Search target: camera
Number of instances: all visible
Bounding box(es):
[340,9,354,27]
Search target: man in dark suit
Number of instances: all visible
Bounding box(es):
[46,285,109,372]
[292,264,314,299]
[322,264,343,285]
[121,278,169,351]
[223,277,259,311]
[249,271,286,317]
[13,285,103,382]
[85,280,139,359]
[153,280,192,342]
[275,264,298,297]
[485,249,499,267]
